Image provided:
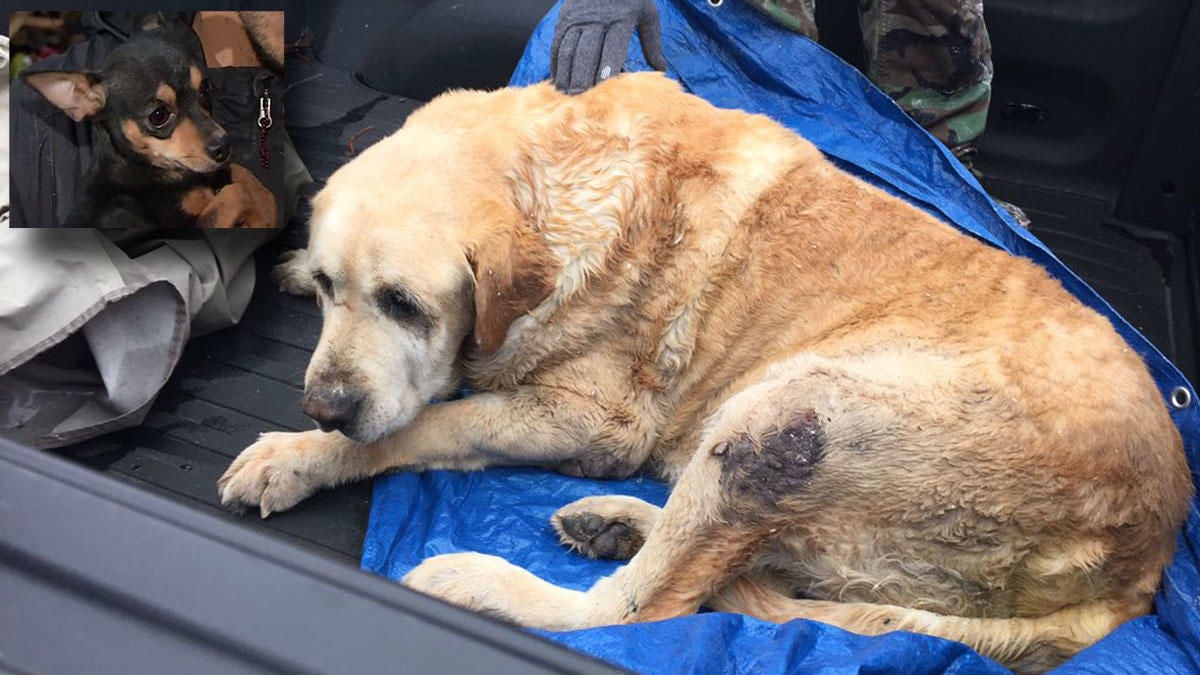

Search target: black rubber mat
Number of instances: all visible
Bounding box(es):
[59,55,423,563]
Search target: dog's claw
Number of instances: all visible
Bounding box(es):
[218,430,326,517]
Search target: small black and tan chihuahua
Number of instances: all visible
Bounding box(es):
[23,14,244,228]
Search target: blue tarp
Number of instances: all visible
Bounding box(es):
[361,1,1200,673]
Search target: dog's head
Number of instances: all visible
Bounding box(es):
[23,13,230,179]
[297,74,719,443]
[299,179,482,442]
[299,94,532,442]
[298,76,675,442]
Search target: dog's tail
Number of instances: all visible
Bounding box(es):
[708,576,1136,674]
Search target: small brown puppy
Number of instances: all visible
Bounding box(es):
[218,73,1190,673]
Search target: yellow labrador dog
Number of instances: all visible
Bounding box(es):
[218,73,1190,673]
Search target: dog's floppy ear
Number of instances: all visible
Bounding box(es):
[466,112,642,355]
[23,71,107,122]
[468,215,558,355]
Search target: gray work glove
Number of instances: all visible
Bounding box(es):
[550,0,668,94]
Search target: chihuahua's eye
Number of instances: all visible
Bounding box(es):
[313,271,333,295]
[147,106,172,128]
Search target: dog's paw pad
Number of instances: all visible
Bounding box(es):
[554,512,643,560]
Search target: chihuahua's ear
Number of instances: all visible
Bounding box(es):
[23,71,107,122]
[135,11,171,31]
[135,11,194,33]
[135,12,205,63]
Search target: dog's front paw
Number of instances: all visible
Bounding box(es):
[218,430,330,517]
[272,248,315,296]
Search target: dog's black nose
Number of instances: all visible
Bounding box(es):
[301,389,362,434]
[206,136,230,163]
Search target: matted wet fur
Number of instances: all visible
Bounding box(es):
[219,73,1190,673]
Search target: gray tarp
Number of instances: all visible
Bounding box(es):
[0,227,274,447]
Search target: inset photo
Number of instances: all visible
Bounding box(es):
[9,11,285,228]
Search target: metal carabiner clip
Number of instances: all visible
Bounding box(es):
[258,93,273,130]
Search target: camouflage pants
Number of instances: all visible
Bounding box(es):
[743,0,992,149]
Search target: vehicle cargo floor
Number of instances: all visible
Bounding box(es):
[56,56,1196,564]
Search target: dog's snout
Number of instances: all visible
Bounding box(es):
[206,135,230,164]
[302,388,362,434]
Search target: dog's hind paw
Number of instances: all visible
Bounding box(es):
[403,553,531,624]
[273,248,316,296]
[403,552,590,630]
[552,495,662,560]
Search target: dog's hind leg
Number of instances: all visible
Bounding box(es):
[401,350,1158,671]
[405,353,1002,630]
[552,495,662,560]
[708,575,1130,674]
[403,436,768,628]
[404,367,837,628]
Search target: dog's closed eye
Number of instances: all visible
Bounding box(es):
[377,287,433,332]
